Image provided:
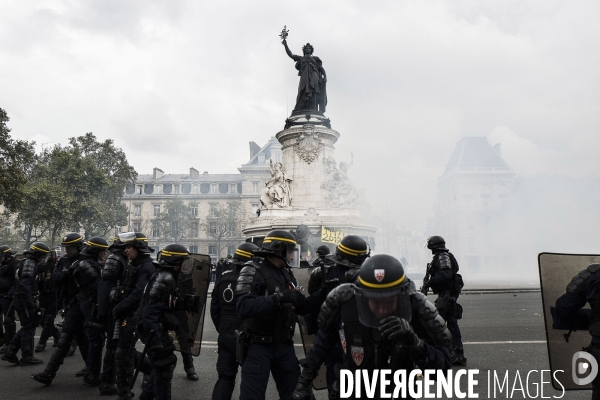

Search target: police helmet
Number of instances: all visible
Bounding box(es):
[82,236,109,256]
[425,236,446,251]
[233,242,259,262]
[354,254,414,328]
[117,232,154,254]
[316,245,330,257]
[108,236,123,253]
[159,243,190,267]
[331,235,370,267]
[61,232,84,250]
[25,242,51,259]
[256,230,300,268]
[0,245,16,257]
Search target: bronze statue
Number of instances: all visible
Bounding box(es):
[281,26,327,114]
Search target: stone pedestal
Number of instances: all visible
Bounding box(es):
[243,112,376,245]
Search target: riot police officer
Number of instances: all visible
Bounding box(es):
[235,230,332,400]
[1,242,51,365]
[97,236,128,395]
[297,235,370,398]
[210,242,259,400]
[112,232,156,400]
[311,245,330,266]
[35,250,60,352]
[51,232,89,366]
[31,236,108,385]
[295,254,452,399]
[0,245,17,354]
[423,235,465,365]
[138,243,189,400]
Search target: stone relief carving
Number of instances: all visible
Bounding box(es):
[304,207,319,222]
[321,153,359,208]
[260,159,293,209]
[295,124,321,164]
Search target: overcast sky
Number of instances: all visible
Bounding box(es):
[1,1,599,248]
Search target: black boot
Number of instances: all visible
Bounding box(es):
[182,352,198,381]
[84,371,102,387]
[76,366,89,377]
[35,341,47,352]
[1,344,20,364]
[99,382,118,396]
[67,340,77,356]
[31,332,73,385]
[451,352,467,366]
[21,338,44,365]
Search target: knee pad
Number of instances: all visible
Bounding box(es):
[56,333,74,350]
[115,347,126,363]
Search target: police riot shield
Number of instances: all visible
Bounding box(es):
[293,266,328,391]
[168,252,211,356]
[539,252,600,391]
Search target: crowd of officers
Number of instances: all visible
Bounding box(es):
[0,229,466,400]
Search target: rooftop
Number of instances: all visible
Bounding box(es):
[444,137,510,174]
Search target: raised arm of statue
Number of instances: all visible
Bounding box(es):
[282,39,301,61]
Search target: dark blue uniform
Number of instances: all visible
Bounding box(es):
[315,284,452,399]
[113,253,156,399]
[210,262,245,400]
[554,263,600,398]
[36,256,60,350]
[236,259,325,400]
[138,268,179,400]
[428,250,464,357]
[0,255,17,348]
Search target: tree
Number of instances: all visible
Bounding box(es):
[0,108,35,212]
[154,197,197,245]
[201,201,243,259]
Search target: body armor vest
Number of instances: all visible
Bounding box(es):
[246,263,297,342]
[14,258,38,297]
[0,258,16,295]
[217,265,244,334]
[116,263,142,302]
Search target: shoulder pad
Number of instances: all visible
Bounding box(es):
[78,260,99,285]
[20,259,37,278]
[308,267,323,295]
[438,253,451,269]
[149,271,175,302]
[411,292,452,348]
[235,263,257,296]
[317,283,354,332]
[566,264,600,294]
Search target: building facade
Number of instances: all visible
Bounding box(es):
[431,137,516,273]
[121,137,280,259]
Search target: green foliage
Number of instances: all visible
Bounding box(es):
[0,108,36,212]
[154,197,197,244]
[201,201,243,258]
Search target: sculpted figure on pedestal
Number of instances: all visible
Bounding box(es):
[260,159,293,209]
[322,154,359,208]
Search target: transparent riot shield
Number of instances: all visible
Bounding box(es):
[293,266,328,391]
[539,252,600,391]
[169,253,211,356]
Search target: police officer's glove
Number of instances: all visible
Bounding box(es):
[112,304,125,319]
[292,365,319,400]
[67,262,79,275]
[279,289,303,305]
[319,278,340,297]
[379,316,426,362]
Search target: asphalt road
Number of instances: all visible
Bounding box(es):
[0,292,590,399]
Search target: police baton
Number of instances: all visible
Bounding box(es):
[130,330,154,392]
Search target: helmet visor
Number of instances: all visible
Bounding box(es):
[118,232,137,244]
[354,285,412,328]
[286,244,301,269]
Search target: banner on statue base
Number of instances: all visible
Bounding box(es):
[321,226,343,245]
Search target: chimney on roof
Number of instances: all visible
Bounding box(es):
[190,167,199,178]
[493,143,502,157]
[153,168,164,179]
[203,171,208,175]
[249,141,261,160]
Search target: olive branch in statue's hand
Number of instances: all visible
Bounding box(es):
[279,25,289,42]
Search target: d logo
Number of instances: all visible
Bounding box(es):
[572,351,599,386]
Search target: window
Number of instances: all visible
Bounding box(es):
[480,185,491,198]
[174,185,180,194]
[210,204,216,216]
[498,184,509,197]
[252,182,259,193]
[133,222,141,232]
[191,206,198,216]
[228,223,236,237]
[468,236,476,250]
[209,222,216,235]
[134,205,141,216]
[152,222,160,238]
[153,205,160,216]
[192,185,200,194]
[154,185,163,194]
[258,153,265,163]
[251,203,259,215]
[467,217,474,230]
[227,245,236,256]
[136,185,143,195]
[208,245,217,256]
[189,245,198,253]
[229,184,237,194]
[211,184,218,194]
[463,184,473,198]
[191,222,198,238]
[275,153,281,163]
